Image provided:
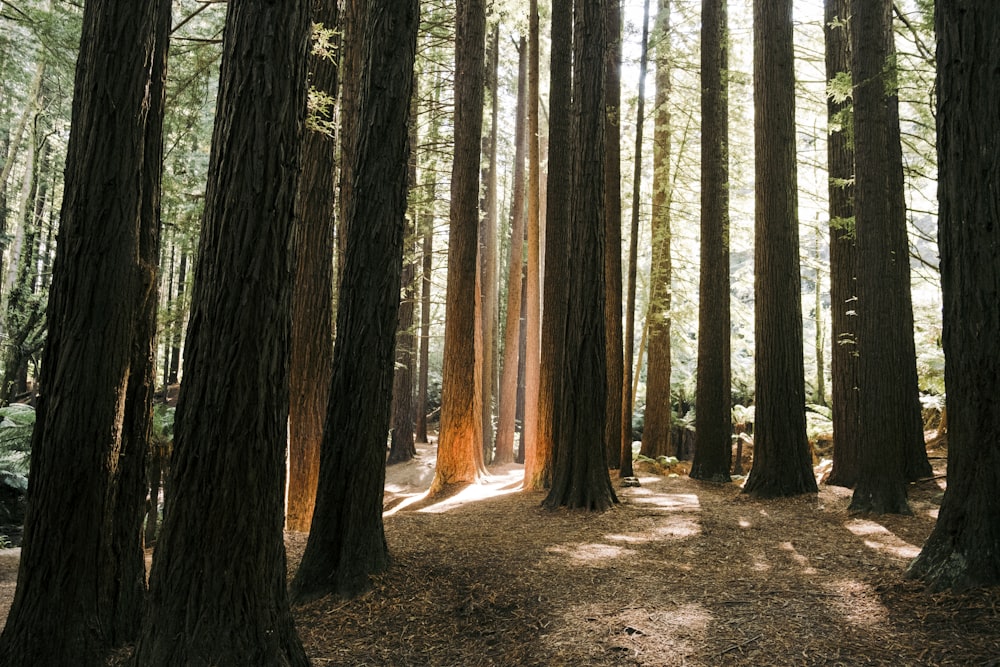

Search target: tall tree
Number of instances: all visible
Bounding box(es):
[848,0,913,514]
[523,0,542,476]
[130,0,311,661]
[908,0,1000,589]
[689,0,732,482]
[742,0,817,498]
[823,0,860,488]
[431,0,487,491]
[288,4,339,532]
[480,24,500,464]
[529,0,572,490]
[495,39,528,465]
[604,0,625,471]
[640,0,673,460]
[290,0,418,600]
[544,0,617,512]
[0,0,170,662]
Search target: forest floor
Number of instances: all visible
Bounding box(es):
[1,440,998,666]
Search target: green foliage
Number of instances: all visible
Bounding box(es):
[0,404,35,475]
[152,404,175,452]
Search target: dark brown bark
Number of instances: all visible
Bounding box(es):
[848,0,911,514]
[291,0,417,601]
[908,0,1000,589]
[529,0,572,490]
[743,0,817,499]
[0,0,170,663]
[495,38,528,466]
[389,242,418,465]
[544,0,618,512]
[824,0,860,489]
[131,0,310,662]
[288,0,338,532]
[690,0,732,482]
[604,0,625,471]
[641,0,673,460]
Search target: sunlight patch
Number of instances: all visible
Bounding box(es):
[630,493,701,512]
[845,519,921,559]
[547,542,636,563]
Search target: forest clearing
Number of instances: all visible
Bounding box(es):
[4,440,986,667]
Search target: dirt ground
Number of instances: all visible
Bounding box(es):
[1,442,998,666]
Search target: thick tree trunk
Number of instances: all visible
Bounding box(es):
[544,0,617,512]
[523,0,542,477]
[824,0,860,489]
[287,0,338,532]
[690,0,732,482]
[389,255,418,465]
[743,0,817,499]
[848,0,911,514]
[131,0,311,662]
[641,0,673,460]
[528,0,573,491]
[480,25,500,464]
[0,0,170,663]
[290,0,417,601]
[604,0,624,471]
[908,0,1000,589]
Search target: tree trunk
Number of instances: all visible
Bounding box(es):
[480,25,500,464]
[604,0,625,472]
[389,242,418,464]
[848,0,912,514]
[641,0,673,460]
[167,251,187,383]
[528,0,573,491]
[690,0,732,482]
[287,0,338,532]
[415,163,436,445]
[523,0,542,477]
[908,0,1000,589]
[432,0,488,492]
[0,0,170,662]
[131,0,310,662]
[495,39,527,466]
[824,0,859,489]
[743,0,817,499]
[544,0,617,512]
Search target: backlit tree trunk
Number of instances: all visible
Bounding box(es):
[908,0,1000,588]
[288,0,338,532]
[131,0,311,662]
[529,0,572,490]
[523,0,542,476]
[480,25,500,464]
[690,0,732,482]
[290,0,418,601]
[824,0,859,489]
[641,0,673,460]
[848,0,911,514]
[743,0,817,499]
[432,0,487,492]
[0,1,170,663]
[544,0,618,512]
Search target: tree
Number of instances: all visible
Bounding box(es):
[604,0,624,471]
[432,0,487,492]
[0,0,170,662]
[130,0,311,661]
[823,0,860,488]
[742,0,817,499]
[288,5,338,532]
[544,0,617,512]
[848,0,913,514]
[495,39,527,466]
[907,0,1000,589]
[689,0,731,482]
[529,0,572,491]
[640,0,672,460]
[523,0,542,477]
[480,24,500,464]
[290,0,418,600]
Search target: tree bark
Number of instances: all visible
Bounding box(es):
[743,0,817,499]
[523,0,542,477]
[690,0,732,482]
[908,0,1000,589]
[824,0,860,488]
[288,0,338,532]
[131,0,311,662]
[480,25,500,464]
[432,0,487,492]
[544,0,617,512]
[0,0,170,663]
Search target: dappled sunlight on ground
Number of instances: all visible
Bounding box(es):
[546,541,637,564]
[845,518,923,560]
